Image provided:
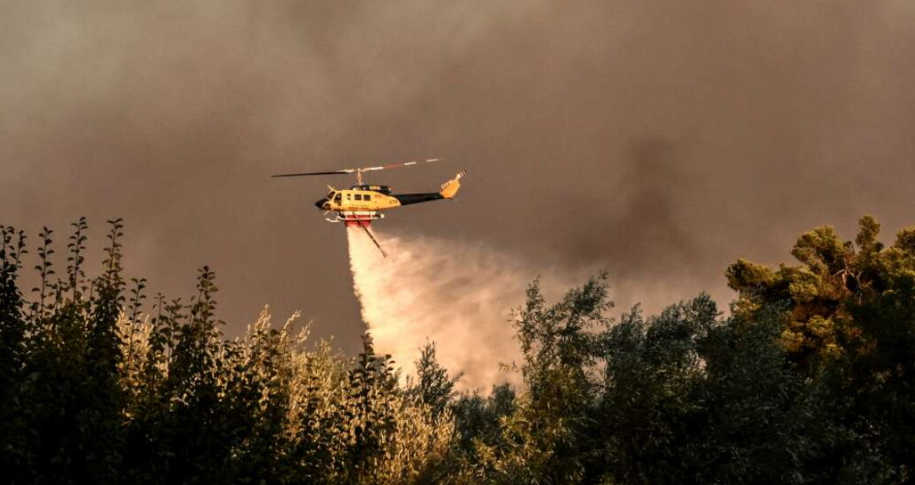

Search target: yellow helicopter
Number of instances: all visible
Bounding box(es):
[273,158,465,256]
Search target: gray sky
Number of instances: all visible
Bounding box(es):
[3,0,914,354]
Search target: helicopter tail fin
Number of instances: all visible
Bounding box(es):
[439,170,466,199]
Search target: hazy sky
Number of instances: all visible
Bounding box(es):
[3,1,914,355]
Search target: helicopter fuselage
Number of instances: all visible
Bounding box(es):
[314,186,406,213]
[311,171,464,227]
[314,182,454,211]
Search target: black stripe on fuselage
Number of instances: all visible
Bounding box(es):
[394,192,444,206]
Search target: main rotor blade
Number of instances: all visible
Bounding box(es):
[272,158,440,178]
[360,158,442,172]
[271,170,354,178]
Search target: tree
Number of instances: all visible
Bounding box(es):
[5,214,914,484]
[590,296,715,485]
[727,215,915,482]
[0,226,28,480]
[412,342,461,420]
[472,275,611,484]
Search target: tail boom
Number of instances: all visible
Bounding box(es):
[391,170,467,207]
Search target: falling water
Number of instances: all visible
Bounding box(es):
[345,226,552,391]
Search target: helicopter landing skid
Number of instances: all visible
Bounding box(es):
[325,211,383,226]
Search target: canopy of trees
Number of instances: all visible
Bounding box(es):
[1,216,912,484]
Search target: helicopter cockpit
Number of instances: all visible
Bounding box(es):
[314,191,341,210]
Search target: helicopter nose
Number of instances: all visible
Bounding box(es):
[315,198,328,209]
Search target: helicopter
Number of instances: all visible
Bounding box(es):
[272,158,466,257]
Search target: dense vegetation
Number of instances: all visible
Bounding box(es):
[1,216,913,484]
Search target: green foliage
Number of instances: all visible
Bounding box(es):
[458,275,610,485]
[0,220,459,484]
[595,299,848,485]
[411,342,461,420]
[728,216,877,369]
[727,215,915,482]
[3,216,915,484]
[451,384,516,459]
[591,298,715,485]
[0,226,29,479]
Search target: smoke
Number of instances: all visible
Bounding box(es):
[3,1,915,354]
[346,226,581,391]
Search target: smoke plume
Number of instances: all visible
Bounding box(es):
[3,1,915,355]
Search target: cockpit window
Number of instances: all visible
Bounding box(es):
[333,193,342,204]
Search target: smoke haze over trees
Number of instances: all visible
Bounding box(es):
[3,1,915,351]
[2,215,915,483]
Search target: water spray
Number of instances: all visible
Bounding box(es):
[345,227,543,391]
